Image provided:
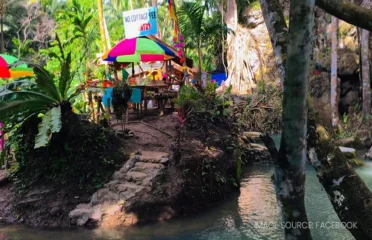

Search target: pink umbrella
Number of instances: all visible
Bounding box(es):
[103,37,175,63]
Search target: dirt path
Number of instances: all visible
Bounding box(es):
[111,113,179,153]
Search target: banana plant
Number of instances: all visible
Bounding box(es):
[0,41,79,149]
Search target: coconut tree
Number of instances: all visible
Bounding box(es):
[97,0,107,53]
[178,0,225,76]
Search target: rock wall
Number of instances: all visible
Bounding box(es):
[310,7,362,126]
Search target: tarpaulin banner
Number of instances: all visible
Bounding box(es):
[123,7,158,38]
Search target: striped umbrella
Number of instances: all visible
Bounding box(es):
[0,54,34,78]
[103,37,175,63]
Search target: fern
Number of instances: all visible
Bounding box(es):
[35,110,52,149]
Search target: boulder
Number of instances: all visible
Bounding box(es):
[0,170,9,186]
[339,146,363,166]
[242,143,271,164]
[91,188,120,205]
[50,207,63,216]
[336,137,365,150]
[356,130,372,149]
[69,208,93,226]
[365,147,372,160]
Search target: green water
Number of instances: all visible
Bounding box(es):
[1,136,370,239]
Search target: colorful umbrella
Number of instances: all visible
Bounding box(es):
[0,54,34,78]
[103,37,176,63]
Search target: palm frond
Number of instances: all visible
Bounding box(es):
[0,97,54,122]
[34,109,52,149]
[28,64,62,102]
[0,79,38,93]
[0,90,57,103]
[59,52,72,99]
[50,106,62,133]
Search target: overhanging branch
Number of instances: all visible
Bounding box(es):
[316,0,372,32]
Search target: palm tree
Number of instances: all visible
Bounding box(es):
[0,35,79,149]
[178,0,224,76]
[97,0,107,53]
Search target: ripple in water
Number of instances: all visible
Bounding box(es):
[3,163,372,240]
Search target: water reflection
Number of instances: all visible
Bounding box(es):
[3,163,372,240]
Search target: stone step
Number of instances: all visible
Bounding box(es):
[115,183,144,193]
[126,171,147,181]
[138,151,169,163]
[120,190,136,200]
[132,162,164,171]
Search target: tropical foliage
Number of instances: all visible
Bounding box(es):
[0,36,78,149]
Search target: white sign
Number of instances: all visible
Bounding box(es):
[123,7,158,38]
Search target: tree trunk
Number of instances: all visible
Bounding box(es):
[261,0,372,239]
[259,0,288,86]
[316,0,372,32]
[331,16,340,128]
[97,0,107,53]
[152,0,160,39]
[263,0,315,239]
[198,38,202,80]
[0,13,4,53]
[307,120,372,239]
[361,0,371,116]
[103,16,111,50]
[218,0,256,93]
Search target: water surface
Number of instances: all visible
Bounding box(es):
[1,135,371,239]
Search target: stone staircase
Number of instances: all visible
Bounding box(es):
[69,151,170,227]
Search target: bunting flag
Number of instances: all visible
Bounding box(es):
[167,0,185,58]
[168,0,177,21]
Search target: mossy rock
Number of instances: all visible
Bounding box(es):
[340,148,364,167]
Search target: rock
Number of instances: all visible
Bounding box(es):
[365,147,372,160]
[243,132,262,142]
[115,183,143,193]
[316,125,329,140]
[242,143,271,164]
[69,208,93,226]
[339,146,363,166]
[0,170,9,186]
[139,151,169,163]
[105,205,123,216]
[91,205,103,222]
[336,137,364,149]
[50,207,62,216]
[104,180,119,189]
[91,188,120,205]
[339,146,356,153]
[133,162,163,171]
[126,171,147,181]
[112,171,126,181]
[356,130,372,148]
[120,156,139,172]
[160,157,169,165]
[338,50,359,75]
[340,91,359,113]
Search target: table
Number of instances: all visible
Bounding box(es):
[129,84,171,115]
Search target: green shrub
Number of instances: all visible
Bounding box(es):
[11,118,126,192]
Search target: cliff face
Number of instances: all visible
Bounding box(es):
[237,3,366,127]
